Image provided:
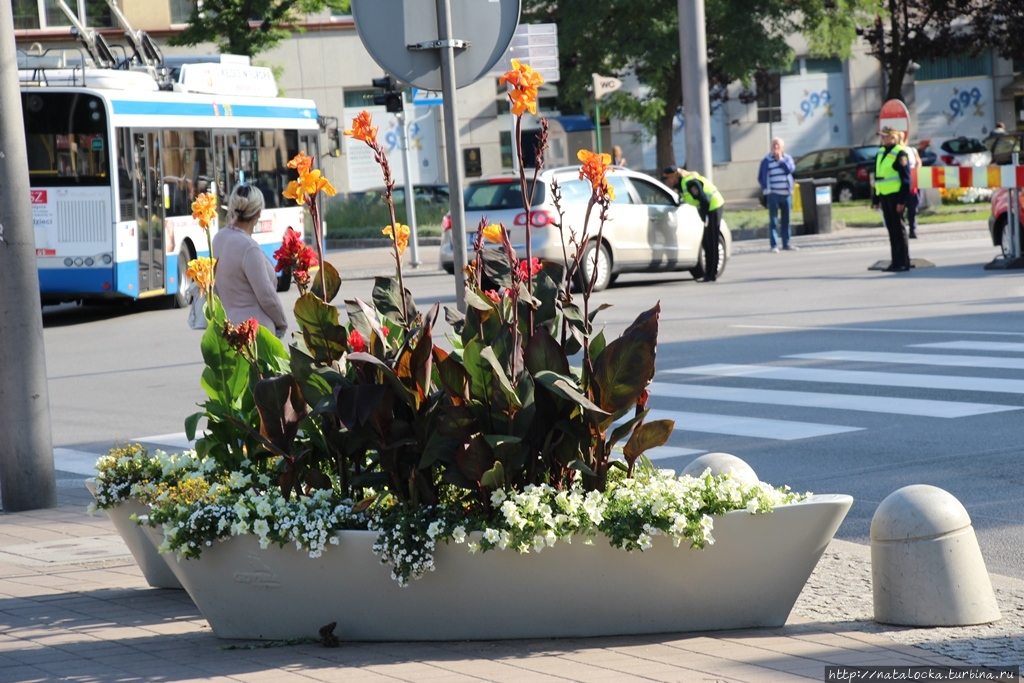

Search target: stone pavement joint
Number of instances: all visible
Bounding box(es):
[3,483,1017,683]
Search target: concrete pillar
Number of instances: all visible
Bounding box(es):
[871,485,1000,626]
[680,452,759,486]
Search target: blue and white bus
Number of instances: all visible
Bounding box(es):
[19,61,321,307]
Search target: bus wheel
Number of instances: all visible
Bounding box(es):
[171,247,195,309]
[277,266,292,292]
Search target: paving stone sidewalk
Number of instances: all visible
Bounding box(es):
[1,478,1016,683]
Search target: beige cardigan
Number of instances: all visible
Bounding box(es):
[212,226,288,336]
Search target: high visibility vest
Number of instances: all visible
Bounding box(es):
[874,145,907,196]
[680,173,725,211]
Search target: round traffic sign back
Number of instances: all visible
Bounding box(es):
[352,0,521,91]
[878,99,910,135]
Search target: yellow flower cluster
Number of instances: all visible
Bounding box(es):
[500,59,544,116]
[186,256,216,291]
[283,150,337,205]
[382,223,411,256]
[191,192,218,230]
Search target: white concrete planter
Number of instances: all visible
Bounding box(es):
[84,479,182,590]
[145,494,852,641]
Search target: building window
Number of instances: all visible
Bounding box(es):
[500,131,513,168]
[169,0,194,24]
[916,51,992,82]
[756,72,781,124]
[15,0,113,29]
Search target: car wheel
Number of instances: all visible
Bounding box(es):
[443,264,455,275]
[575,242,612,292]
[835,183,855,203]
[689,232,728,280]
[170,246,195,309]
[1000,217,1013,258]
[277,266,292,292]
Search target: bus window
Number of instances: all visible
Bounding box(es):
[21,92,109,187]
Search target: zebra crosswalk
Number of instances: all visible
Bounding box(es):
[53,339,1024,471]
[646,340,1024,459]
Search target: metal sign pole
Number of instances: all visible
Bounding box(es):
[436,0,468,311]
[1012,153,1021,261]
[398,93,421,267]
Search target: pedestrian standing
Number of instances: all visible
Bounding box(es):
[872,126,912,272]
[611,145,627,167]
[663,166,726,281]
[212,184,290,337]
[898,131,922,239]
[757,137,798,253]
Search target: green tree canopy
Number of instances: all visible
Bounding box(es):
[523,0,877,169]
[858,0,991,103]
[168,0,350,58]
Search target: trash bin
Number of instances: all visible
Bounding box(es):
[799,178,836,234]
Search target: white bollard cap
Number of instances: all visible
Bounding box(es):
[680,453,759,486]
[870,484,971,542]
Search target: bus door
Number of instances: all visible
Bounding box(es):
[134,131,164,294]
[214,132,239,223]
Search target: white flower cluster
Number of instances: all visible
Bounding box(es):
[90,447,208,512]
[370,469,807,587]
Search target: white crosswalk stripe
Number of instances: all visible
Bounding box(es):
[648,382,1019,418]
[786,350,1024,371]
[911,341,1024,353]
[665,363,1024,394]
[642,409,862,441]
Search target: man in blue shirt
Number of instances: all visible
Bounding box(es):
[757,137,797,253]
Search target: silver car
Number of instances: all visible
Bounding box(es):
[439,167,731,290]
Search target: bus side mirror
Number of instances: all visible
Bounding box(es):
[329,128,342,158]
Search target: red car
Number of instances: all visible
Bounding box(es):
[989,187,1024,257]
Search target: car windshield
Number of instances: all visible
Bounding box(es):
[851,146,880,161]
[464,180,545,210]
[941,138,986,154]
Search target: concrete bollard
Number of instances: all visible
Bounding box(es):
[871,485,1000,626]
[680,452,759,486]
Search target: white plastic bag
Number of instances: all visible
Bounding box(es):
[186,282,208,330]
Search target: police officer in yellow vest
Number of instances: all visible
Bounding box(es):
[663,166,725,281]
[872,126,912,272]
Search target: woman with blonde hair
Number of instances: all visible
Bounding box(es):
[211,184,289,338]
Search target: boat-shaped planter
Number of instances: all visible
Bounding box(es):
[143,494,852,641]
[84,479,182,590]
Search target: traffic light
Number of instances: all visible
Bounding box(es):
[372,75,403,114]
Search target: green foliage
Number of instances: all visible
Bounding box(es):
[323,195,446,240]
[523,0,876,167]
[168,0,351,57]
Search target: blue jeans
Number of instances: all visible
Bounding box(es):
[767,193,792,249]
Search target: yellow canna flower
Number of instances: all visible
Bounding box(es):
[287,151,313,175]
[482,223,504,243]
[191,192,218,230]
[382,223,411,256]
[344,110,378,144]
[577,149,615,200]
[500,60,544,117]
[186,256,216,291]
[283,179,306,205]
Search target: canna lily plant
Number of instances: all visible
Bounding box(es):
[96,60,807,586]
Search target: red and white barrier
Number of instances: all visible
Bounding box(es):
[913,166,1024,190]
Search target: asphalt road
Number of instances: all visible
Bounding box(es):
[36,226,1024,578]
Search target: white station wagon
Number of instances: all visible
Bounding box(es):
[439,166,731,290]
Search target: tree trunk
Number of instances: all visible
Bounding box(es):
[657,58,684,171]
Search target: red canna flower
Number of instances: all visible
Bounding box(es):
[484,289,501,304]
[517,257,542,280]
[223,318,258,352]
[273,227,319,277]
[347,329,367,353]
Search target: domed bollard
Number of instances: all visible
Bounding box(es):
[680,452,759,486]
[871,485,1000,626]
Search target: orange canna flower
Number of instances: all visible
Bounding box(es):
[344,110,377,144]
[186,256,216,291]
[500,59,544,116]
[481,223,504,243]
[577,149,616,201]
[382,223,411,256]
[191,192,218,230]
[287,151,314,175]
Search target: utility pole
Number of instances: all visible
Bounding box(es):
[678,0,713,179]
[0,2,57,511]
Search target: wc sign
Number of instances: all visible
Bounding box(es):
[593,74,623,99]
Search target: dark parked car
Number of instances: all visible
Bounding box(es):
[984,132,1024,166]
[792,145,879,202]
